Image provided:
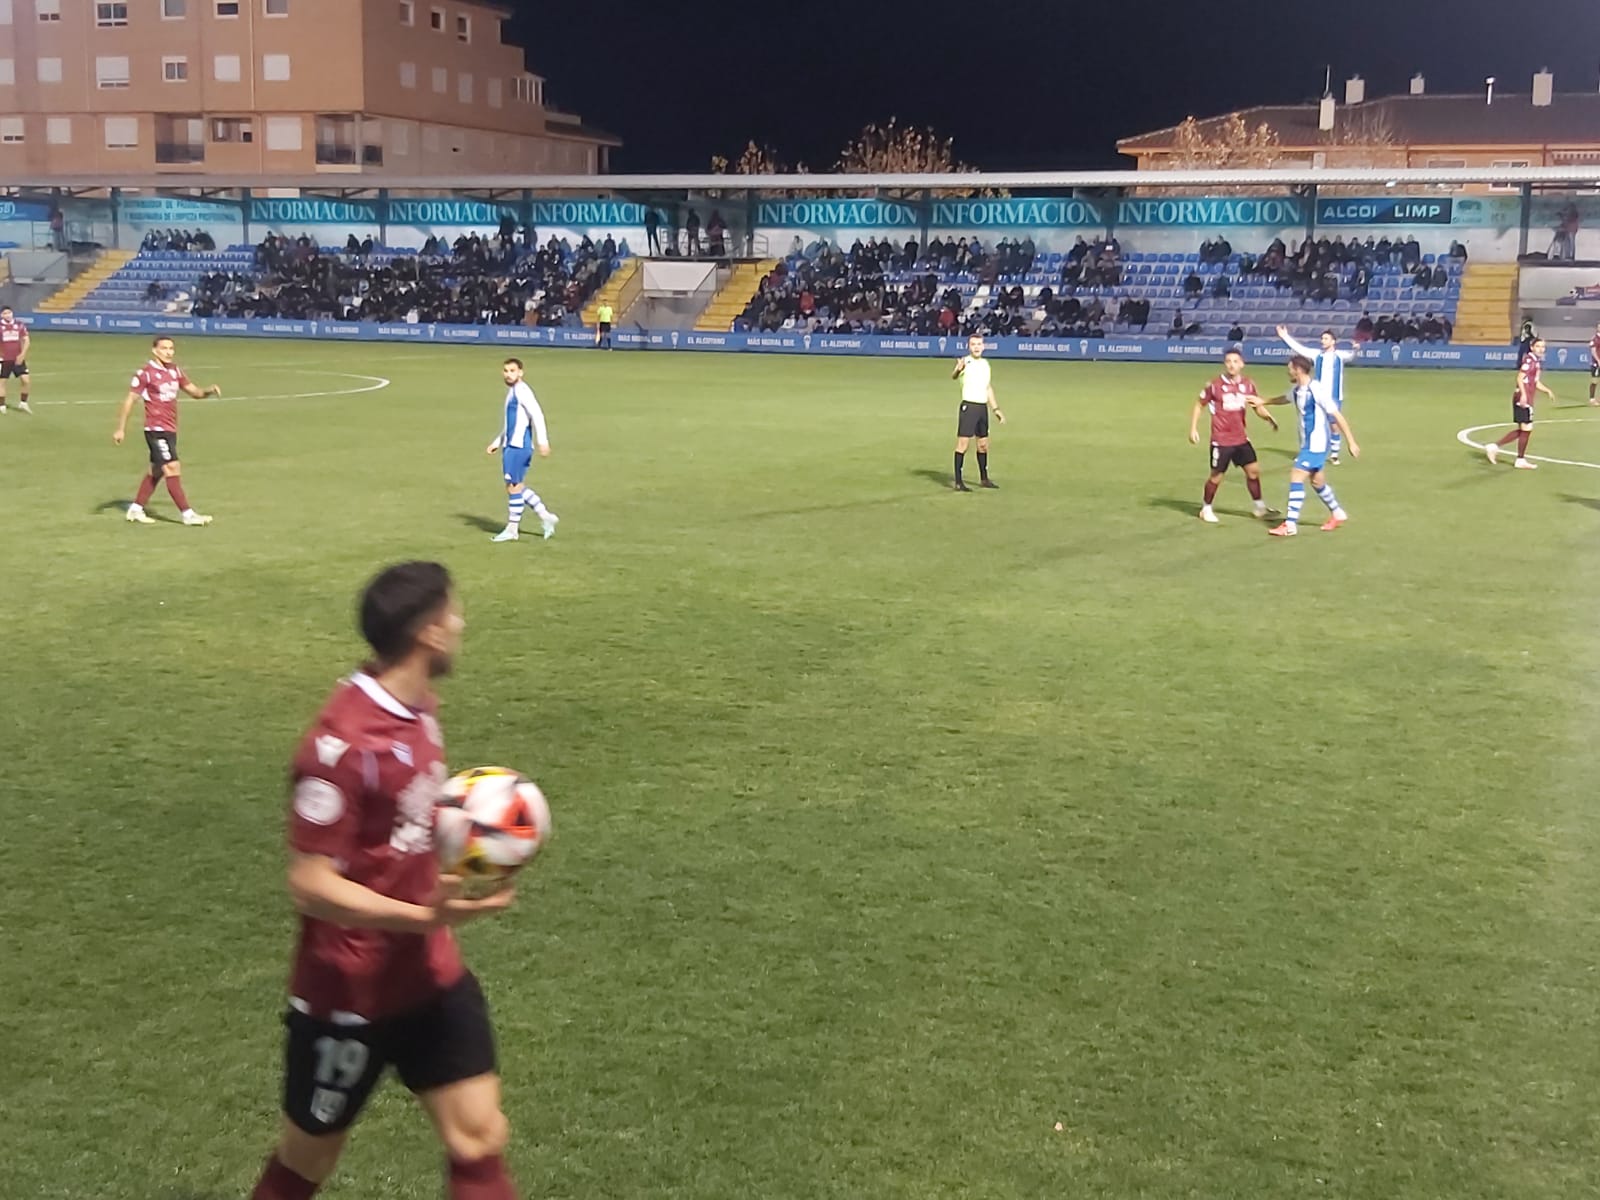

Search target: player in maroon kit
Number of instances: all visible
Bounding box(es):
[0,304,32,414]
[1588,322,1600,405]
[1487,337,1556,470]
[251,562,524,1200]
[112,335,221,525]
[1188,348,1280,523]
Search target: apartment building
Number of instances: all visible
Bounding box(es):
[0,0,617,177]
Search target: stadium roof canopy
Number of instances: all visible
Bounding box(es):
[4,165,1598,194]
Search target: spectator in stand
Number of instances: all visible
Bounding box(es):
[1420,312,1445,343]
[1354,312,1375,342]
[685,209,702,256]
[1184,271,1205,300]
[707,211,727,257]
[645,208,662,256]
[1227,321,1245,342]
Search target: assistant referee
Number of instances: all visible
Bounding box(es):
[951,334,1004,490]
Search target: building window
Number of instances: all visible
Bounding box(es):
[1425,157,1466,169]
[0,59,12,86]
[429,6,442,30]
[163,56,190,82]
[104,116,139,149]
[215,0,239,15]
[457,72,472,103]
[46,116,71,144]
[398,0,412,23]
[514,75,540,104]
[162,0,186,16]
[315,113,355,164]
[0,0,10,25]
[213,53,240,82]
[399,61,415,88]
[1489,159,1532,193]
[0,117,23,144]
[155,114,204,163]
[95,1,128,25]
[431,66,446,93]
[455,13,469,41]
[422,124,440,152]
[265,114,301,151]
[36,0,60,20]
[36,56,60,82]
[262,53,290,81]
[487,77,501,108]
[264,0,288,13]
[96,55,131,89]
[211,116,252,142]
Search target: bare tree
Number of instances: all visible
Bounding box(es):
[834,119,1000,197]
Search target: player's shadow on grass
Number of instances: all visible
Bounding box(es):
[909,468,954,489]
[1147,496,1257,520]
[455,512,503,534]
[92,499,182,523]
[1560,493,1600,513]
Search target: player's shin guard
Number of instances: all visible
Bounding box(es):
[1284,482,1306,528]
[520,488,548,518]
[448,1154,517,1200]
[1517,430,1531,458]
[251,1155,320,1200]
[135,474,159,507]
[1330,430,1343,456]
[1314,483,1345,518]
[1245,476,1263,501]
[507,492,526,529]
[976,451,989,481]
[164,475,190,511]
[1202,480,1219,505]
[954,451,965,483]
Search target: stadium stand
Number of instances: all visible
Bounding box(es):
[74,232,632,328]
[729,234,1467,343]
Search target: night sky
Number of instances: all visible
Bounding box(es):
[504,0,1600,173]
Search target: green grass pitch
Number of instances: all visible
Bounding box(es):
[5,336,1600,1199]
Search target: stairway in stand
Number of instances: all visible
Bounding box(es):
[35,249,137,313]
[1452,263,1519,345]
[580,258,640,326]
[695,260,779,332]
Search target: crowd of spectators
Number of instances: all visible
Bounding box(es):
[140,228,217,252]
[184,228,618,326]
[1354,310,1454,344]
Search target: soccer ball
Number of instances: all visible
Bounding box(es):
[435,766,551,895]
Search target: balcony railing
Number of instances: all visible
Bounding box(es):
[155,142,206,165]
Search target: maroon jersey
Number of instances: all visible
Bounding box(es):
[1516,353,1542,406]
[130,360,189,432]
[286,672,462,1022]
[1590,333,1600,365]
[1198,374,1260,446]
[0,317,27,362]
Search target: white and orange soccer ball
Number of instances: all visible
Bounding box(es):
[434,766,551,895]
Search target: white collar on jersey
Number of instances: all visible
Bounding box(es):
[350,671,417,720]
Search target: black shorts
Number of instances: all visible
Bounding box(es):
[1209,441,1257,472]
[1590,359,1599,380]
[145,430,179,469]
[281,971,497,1135]
[0,359,27,379]
[957,401,990,439]
[598,322,612,333]
[1512,403,1533,427]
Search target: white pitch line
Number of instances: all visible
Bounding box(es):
[40,371,391,407]
[1456,418,1600,471]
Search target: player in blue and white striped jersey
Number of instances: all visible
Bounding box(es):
[1260,354,1361,537]
[486,359,559,542]
[1278,324,1358,463]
